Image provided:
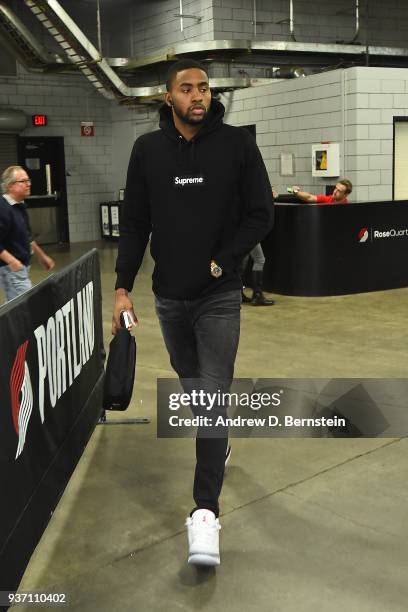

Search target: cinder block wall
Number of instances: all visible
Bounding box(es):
[344,67,408,202]
[222,66,408,202]
[212,0,408,47]
[221,69,343,197]
[111,66,408,204]
[101,0,408,53]
[0,67,113,242]
[125,0,215,54]
[110,104,159,195]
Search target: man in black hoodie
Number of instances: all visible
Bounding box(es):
[112,59,273,566]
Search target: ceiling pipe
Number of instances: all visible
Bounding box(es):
[0,1,66,68]
[349,0,360,44]
[179,0,183,32]
[273,66,306,79]
[175,0,202,33]
[96,0,102,55]
[365,0,370,65]
[289,0,296,42]
[0,108,27,133]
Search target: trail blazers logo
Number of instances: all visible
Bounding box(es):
[358,227,369,242]
[10,340,34,459]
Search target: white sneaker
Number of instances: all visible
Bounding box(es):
[186,509,221,566]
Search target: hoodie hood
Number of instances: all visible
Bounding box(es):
[159,98,225,142]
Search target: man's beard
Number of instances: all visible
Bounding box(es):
[172,101,208,126]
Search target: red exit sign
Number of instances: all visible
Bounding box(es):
[32,114,47,126]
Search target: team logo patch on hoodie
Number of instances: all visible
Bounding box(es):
[173,175,205,187]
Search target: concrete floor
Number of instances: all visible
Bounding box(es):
[8,241,408,612]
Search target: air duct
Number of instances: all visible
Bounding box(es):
[0,2,66,70]
[0,108,27,133]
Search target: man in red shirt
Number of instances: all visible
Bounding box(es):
[291,179,352,204]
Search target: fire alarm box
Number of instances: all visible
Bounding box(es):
[311,143,340,177]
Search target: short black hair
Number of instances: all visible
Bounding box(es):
[165,59,209,91]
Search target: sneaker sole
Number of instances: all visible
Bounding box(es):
[188,553,220,566]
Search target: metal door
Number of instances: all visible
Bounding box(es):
[17,136,69,244]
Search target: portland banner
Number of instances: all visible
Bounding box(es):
[0,249,105,596]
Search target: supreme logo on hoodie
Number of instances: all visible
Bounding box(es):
[173,175,206,187]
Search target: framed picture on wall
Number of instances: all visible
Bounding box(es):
[311,143,340,177]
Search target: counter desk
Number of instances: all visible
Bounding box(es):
[261,200,408,296]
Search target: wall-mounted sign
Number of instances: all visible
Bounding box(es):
[81,121,94,137]
[280,152,295,176]
[32,114,47,126]
[311,143,340,177]
[25,158,41,170]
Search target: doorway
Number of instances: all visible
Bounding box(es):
[18,136,69,244]
[393,117,408,200]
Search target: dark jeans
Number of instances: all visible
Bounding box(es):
[155,289,241,517]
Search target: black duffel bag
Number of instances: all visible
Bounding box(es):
[103,328,136,410]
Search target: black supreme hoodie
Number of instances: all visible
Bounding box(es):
[115,99,273,299]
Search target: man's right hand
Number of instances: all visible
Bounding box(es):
[112,289,137,335]
[9,259,24,272]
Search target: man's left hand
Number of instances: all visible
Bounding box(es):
[41,255,55,271]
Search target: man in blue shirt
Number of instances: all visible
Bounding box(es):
[0,165,55,302]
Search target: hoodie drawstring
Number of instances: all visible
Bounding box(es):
[177,135,183,169]
[177,136,198,174]
[190,139,197,175]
